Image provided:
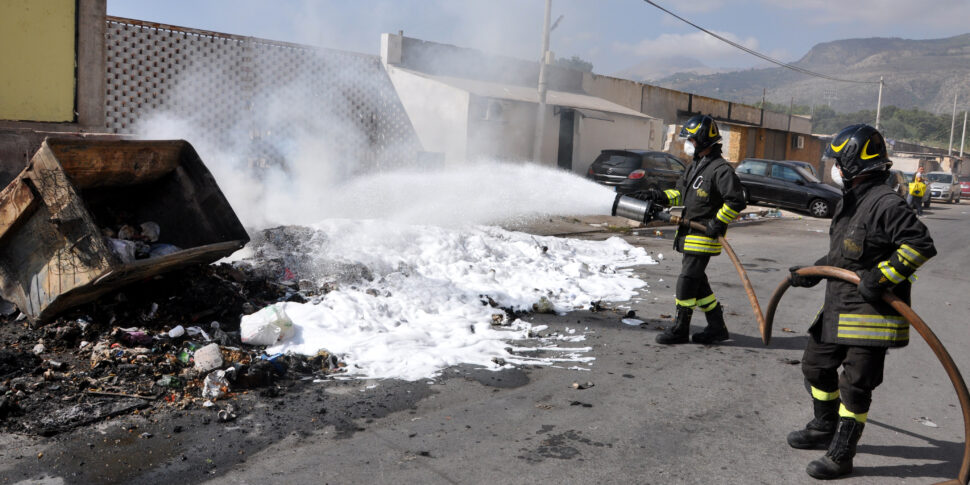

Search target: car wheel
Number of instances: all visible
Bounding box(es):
[740,186,749,203]
[809,198,831,218]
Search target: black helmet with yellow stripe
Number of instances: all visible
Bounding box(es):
[824,124,891,180]
[678,114,721,150]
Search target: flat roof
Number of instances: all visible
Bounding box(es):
[395,68,654,120]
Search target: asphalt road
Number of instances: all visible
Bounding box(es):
[3,201,968,484]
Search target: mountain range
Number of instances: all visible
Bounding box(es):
[617,34,970,115]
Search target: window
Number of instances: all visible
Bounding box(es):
[771,165,803,183]
[737,160,768,176]
[925,173,953,183]
[645,155,669,170]
[667,156,686,173]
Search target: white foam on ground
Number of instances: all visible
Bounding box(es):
[263,220,655,381]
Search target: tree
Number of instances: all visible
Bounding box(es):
[554,55,593,73]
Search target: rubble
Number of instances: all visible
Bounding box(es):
[0,259,347,436]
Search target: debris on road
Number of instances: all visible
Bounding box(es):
[572,381,594,390]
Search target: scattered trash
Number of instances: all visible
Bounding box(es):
[155,375,182,389]
[569,401,593,408]
[217,404,237,423]
[0,299,18,317]
[915,417,939,428]
[571,381,594,390]
[120,329,152,347]
[621,318,644,326]
[532,296,556,314]
[781,328,796,333]
[240,303,294,346]
[32,344,45,355]
[185,326,211,342]
[202,370,230,400]
[193,343,224,373]
[168,325,186,338]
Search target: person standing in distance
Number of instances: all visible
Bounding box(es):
[631,114,746,345]
[786,124,936,479]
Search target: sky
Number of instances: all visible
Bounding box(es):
[107,0,970,75]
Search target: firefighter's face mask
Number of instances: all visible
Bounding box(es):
[683,139,696,158]
[831,164,844,188]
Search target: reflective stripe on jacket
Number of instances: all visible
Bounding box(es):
[665,145,746,256]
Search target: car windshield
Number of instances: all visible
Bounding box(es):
[926,173,953,183]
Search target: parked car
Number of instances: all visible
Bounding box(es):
[735,158,841,218]
[960,176,970,199]
[586,149,686,194]
[885,169,907,198]
[926,171,961,203]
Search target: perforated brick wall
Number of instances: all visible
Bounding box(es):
[104,17,419,166]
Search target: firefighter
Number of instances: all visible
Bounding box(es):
[787,124,936,479]
[632,114,746,345]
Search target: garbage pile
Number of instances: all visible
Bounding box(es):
[104,220,181,263]
[0,257,344,436]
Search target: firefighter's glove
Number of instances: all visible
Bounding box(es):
[789,266,822,288]
[630,188,663,202]
[705,218,728,238]
[858,269,894,304]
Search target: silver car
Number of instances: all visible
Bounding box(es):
[926,171,961,204]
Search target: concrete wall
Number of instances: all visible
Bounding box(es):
[583,72,813,136]
[572,115,659,175]
[386,67,468,163]
[581,74,642,112]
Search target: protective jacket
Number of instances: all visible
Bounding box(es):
[660,145,746,256]
[811,176,936,348]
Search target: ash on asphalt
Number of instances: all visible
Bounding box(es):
[2,377,436,484]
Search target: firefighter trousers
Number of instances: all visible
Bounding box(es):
[675,253,715,309]
[801,328,888,415]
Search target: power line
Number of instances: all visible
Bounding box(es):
[641,0,879,85]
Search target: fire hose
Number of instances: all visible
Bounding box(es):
[766,266,970,485]
[613,195,969,482]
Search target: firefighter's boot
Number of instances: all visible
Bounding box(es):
[656,306,691,344]
[806,417,865,480]
[691,304,729,344]
[787,398,839,450]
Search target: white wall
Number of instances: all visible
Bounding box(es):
[384,66,470,163]
[572,114,660,175]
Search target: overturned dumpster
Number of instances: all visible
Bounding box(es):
[0,138,249,322]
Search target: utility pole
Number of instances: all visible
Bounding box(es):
[960,111,967,157]
[874,76,884,129]
[949,92,958,155]
[531,0,552,163]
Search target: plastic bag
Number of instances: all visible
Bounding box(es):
[240,303,295,346]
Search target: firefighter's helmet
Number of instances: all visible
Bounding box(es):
[824,124,891,180]
[679,114,721,150]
